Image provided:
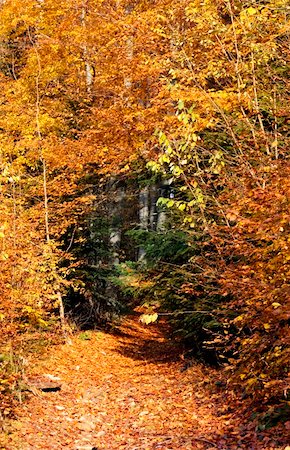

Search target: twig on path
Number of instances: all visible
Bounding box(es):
[191,437,218,447]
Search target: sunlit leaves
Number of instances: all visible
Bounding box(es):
[140,313,158,324]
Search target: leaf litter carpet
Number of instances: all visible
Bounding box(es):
[5,317,286,449]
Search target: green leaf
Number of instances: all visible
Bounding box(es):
[178,100,184,110]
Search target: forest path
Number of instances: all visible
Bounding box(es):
[7,317,231,450]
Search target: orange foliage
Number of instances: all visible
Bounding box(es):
[0,0,289,438]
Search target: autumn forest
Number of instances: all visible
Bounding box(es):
[0,0,289,448]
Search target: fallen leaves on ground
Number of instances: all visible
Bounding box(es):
[2,317,288,449]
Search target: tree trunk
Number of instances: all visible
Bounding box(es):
[138,186,149,261]
[149,184,158,231]
[81,3,93,95]
[108,181,125,265]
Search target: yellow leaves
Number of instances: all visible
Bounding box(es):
[233,314,244,324]
[172,165,183,177]
[22,306,35,315]
[156,14,168,24]
[140,313,158,325]
[157,197,189,213]
[250,42,277,64]
[185,0,220,31]
[263,379,282,389]
[8,175,21,184]
[246,377,258,388]
[211,91,241,113]
[177,100,184,110]
[209,150,225,175]
[246,7,258,16]
[178,203,186,212]
[240,6,258,28]
[37,318,49,328]
[159,154,170,164]
[120,164,130,173]
[273,346,282,357]
[263,166,271,173]
[272,302,281,309]
[146,161,161,173]
[153,25,168,38]
[271,140,278,149]
[239,375,259,389]
[263,323,271,332]
[21,305,48,328]
[183,216,195,228]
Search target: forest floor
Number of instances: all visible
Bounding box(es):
[1,316,288,450]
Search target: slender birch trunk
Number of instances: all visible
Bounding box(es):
[81,2,93,94]
[138,186,149,261]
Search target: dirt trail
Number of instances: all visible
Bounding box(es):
[5,317,236,449]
